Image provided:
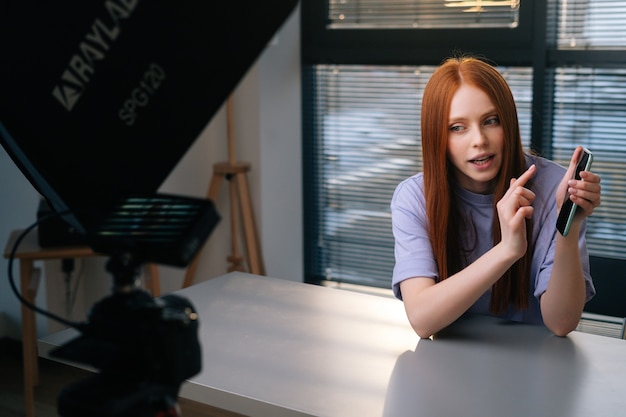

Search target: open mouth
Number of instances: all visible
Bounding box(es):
[470,155,493,165]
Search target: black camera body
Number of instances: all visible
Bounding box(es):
[52,285,201,417]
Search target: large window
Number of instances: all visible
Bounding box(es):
[550,68,626,259]
[305,64,532,288]
[302,0,626,316]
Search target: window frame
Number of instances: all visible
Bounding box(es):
[301,1,536,66]
[301,0,626,317]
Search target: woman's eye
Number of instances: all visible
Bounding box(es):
[450,125,463,132]
[485,116,500,126]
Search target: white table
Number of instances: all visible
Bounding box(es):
[384,314,626,417]
[41,271,626,417]
[175,272,418,417]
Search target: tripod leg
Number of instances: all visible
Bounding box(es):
[182,173,225,288]
[144,264,161,296]
[207,172,223,203]
[227,172,245,272]
[235,172,265,275]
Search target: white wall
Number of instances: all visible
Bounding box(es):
[0,150,42,338]
[0,5,302,340]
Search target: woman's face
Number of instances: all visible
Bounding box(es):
[447,83,504,194]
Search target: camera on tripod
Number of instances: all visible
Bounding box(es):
[48,195,219,417]
[52,282,202,417]
[52,280,201,416]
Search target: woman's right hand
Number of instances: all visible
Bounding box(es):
[496,164,536,260]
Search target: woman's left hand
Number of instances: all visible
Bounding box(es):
[557,146,602,220]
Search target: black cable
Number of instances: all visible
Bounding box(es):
[62,258,75,319]
[69,258,84,318]
[7,211,87,331]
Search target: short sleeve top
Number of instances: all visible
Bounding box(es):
[390,154,595,324]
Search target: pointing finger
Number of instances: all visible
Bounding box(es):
[513,164,536,188]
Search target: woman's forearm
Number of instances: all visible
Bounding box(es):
[540,225,587,336]
[401,243,519,338]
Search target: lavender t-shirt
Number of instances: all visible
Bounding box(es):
[390,154,595,324]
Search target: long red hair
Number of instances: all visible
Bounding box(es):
[421,56,531,314]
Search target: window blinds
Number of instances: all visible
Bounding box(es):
[548,0,626,258]
[305,0,626,289]
[550,69,626,259]
[555,0,626,49]
[327,0,520,29]
[308,64,532,287]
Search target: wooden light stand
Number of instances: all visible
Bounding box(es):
[182,96,265,288]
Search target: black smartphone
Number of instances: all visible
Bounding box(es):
[556,147,593,237]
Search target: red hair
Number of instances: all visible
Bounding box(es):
[421,56,531,314]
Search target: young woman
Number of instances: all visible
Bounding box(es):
[390,56,602,338]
